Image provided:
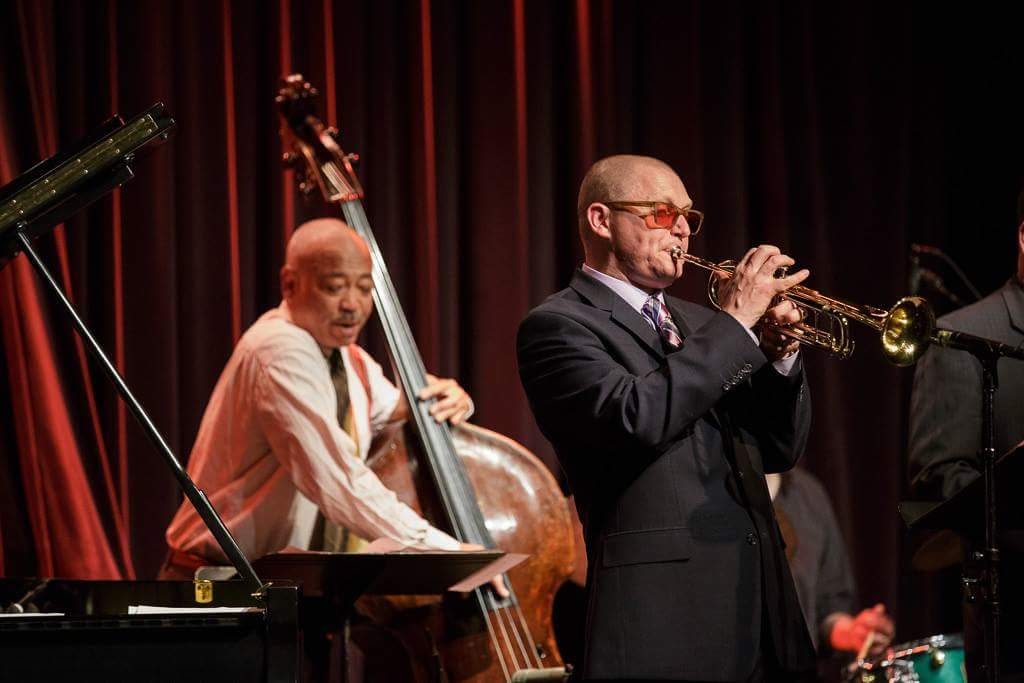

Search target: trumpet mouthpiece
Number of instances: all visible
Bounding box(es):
[669,245,685,260]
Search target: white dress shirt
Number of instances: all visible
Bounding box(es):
[165,302,461,562]
[582,263,799,375]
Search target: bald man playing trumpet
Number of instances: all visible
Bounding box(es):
[518,155,816,681]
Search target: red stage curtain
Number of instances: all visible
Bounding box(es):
[0,0,1022,642]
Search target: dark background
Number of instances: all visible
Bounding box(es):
[1,0,1022,647]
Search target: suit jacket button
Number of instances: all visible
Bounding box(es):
[746,532,757,546]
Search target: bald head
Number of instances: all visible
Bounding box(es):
[281,218,375,349]
[285,217,370,274]
[577,155,682,236]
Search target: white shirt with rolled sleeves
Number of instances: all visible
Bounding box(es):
[165,301,461,562]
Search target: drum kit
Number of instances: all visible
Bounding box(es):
[846,633,965,683]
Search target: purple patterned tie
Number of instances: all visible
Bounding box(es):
[642,296,683,349]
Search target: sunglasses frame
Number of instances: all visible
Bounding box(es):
[604,200,704,234]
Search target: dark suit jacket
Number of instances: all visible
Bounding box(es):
[908,278,1024,499]
[517,270,816,681]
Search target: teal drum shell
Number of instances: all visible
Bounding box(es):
[847,633,965,683]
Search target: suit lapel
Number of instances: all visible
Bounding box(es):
[664,297,693,339]
[611,297,665,357]
[570,269,665,357]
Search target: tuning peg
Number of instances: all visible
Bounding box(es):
[344,153,360,166]
[282,152,301,168]
[298,181,317,196]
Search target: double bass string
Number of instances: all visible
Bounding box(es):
[508,594,544,668]
[489,589,542,670]
[488,589,531,671]
[484,587,521,679]
[476,587,514,681]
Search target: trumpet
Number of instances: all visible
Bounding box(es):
[668,246,936,366]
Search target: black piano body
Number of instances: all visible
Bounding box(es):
[0,578,299,682]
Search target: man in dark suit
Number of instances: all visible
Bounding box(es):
[908,192,1024,681]
[517,155,817,681]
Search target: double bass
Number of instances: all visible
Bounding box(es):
[276,75,574,682]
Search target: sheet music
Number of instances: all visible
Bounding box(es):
[128,605,261,615]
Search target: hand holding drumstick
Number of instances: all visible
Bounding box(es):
[829,604,894,657]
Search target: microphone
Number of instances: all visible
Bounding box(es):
[918,267,966,307]
[910,243,983,302]
[932,328,1024,361]
[910,243,942,257]
[909,254,923,295]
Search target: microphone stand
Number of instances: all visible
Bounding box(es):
[927,328,1024,682]
[954,348,1003,683]
[976,350,1000,683]
[930,332,1024,682]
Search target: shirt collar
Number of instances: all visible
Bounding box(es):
[581,263,665,318]
[268,301,337,359]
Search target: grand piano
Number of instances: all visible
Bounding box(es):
[0,578,299,681]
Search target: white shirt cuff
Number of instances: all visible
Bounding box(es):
[772,351,800,376]
[736,318,801,376]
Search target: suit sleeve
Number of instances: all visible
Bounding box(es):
[517,307,767,455]
[908,344,982,499]
[728,357,811,473]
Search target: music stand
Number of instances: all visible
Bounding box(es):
[254,550,507,682]
[901,445,1024,536]
[902,443,1024,682]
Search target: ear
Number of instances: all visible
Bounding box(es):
[1018,220,1024,255]
[280,265,296,299]
[586,202,613,240]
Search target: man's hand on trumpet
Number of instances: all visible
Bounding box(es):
[715,244,810,329]
[759,299,802,362]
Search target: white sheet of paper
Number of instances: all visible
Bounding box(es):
[128,605,261,614]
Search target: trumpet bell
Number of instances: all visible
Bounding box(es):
[881,296,936,367]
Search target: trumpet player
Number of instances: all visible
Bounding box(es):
[517,154,817,681]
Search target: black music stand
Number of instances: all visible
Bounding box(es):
[901,443,1024,682]
[254,551,506,683]
[900,446,1024,536]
